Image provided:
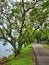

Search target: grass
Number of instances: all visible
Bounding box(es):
[40,43,49,49]
[4,44,35,65]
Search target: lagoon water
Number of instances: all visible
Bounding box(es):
[0,40,13,58]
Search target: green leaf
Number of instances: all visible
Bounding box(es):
[0,0,5,2]
[42,0,49,9]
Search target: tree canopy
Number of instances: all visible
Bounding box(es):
[0,0,49,57]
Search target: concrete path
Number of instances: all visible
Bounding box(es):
[33,44,49,65]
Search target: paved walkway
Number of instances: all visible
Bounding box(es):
[33,44,49,65]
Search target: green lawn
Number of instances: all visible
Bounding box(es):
[4,44,35,65]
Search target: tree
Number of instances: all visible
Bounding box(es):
[29,0,49,45]
[0,0,49,57]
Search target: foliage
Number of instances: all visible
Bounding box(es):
[0,0,49,57]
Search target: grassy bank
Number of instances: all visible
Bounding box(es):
[4,44,35,65]
[41,44,49,49]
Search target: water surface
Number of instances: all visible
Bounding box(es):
[0,40,13,58]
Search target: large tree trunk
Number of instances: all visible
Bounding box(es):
[10,42,20,58]
[13,42,22,58]
[18,42,22,53]
[14,49,20,58]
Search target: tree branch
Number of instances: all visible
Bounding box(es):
[3,27,16,42]
[25,0,39,12]
[0,28,11,43]
[19,0,25,34]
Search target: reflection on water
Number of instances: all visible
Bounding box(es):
[0,39,13,58]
